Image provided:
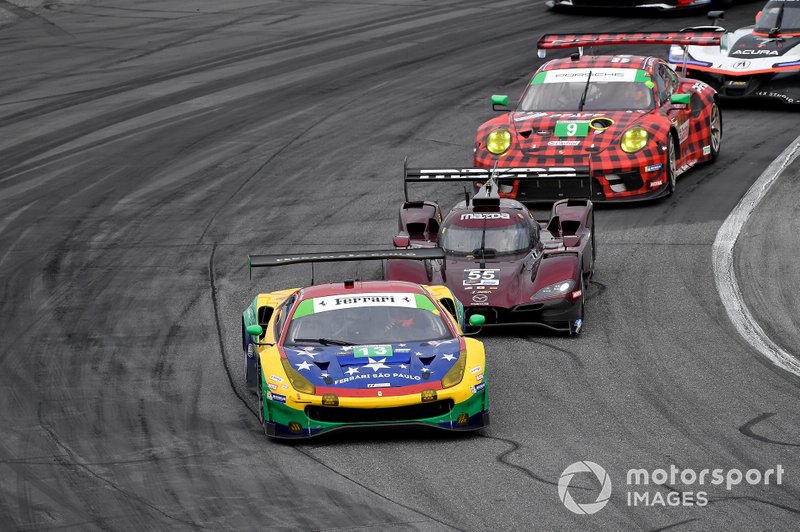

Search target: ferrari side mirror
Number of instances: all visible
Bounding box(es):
[463,313,486,336]
[491,94,510,112]
[246,324,263,336]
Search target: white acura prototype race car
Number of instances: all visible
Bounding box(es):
[669,0,800,104]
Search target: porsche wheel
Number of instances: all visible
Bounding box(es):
[665,134,677,197]
[707,103,722,163]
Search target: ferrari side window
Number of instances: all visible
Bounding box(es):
[274,294,296,339]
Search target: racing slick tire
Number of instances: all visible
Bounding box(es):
[665,133,677,197]
[257,362,269,436]
[706,102,722,164]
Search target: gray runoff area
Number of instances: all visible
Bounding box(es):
[0,0,799,530]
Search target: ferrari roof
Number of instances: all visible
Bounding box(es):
[299,280,427,299]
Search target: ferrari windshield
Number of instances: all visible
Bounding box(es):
[755,2,800,33]
[441,223,531,255]
[285,293,453,345]
[519,68,654,111]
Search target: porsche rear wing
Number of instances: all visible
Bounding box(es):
[536,31,722,57]
[249,249,445,279]
[403,166,593,203]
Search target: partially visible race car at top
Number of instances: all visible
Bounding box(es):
[242,250,489,438]
[547,0,733,12]
[668,1,800,104]
[474,32,724,202]
[386,167,595,333]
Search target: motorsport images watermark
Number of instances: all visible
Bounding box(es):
[558,461,785,514]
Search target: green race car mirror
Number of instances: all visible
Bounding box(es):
[491,94,510,112]
[246,324,263,336]
[670,93,691,105]
[468,314,486,327]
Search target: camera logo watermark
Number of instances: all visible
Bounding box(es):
[558,461,612,515]
[558,462,785,514]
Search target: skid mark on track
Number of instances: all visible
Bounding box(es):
[739,413,800,447]
[650,518,700,532]
[36,403,201,528]
[477,434,590,491]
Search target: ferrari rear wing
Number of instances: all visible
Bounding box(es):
[249,249,445,279]
[536,31,722,57]
[403,165,593,203]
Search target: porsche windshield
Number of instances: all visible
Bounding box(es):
[441,223,531,256]
[285,293,453,345]
[755,2,800,33]
[519,68,654,111]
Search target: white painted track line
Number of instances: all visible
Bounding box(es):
[713,134,800,377]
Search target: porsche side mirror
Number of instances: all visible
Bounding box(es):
[491,94,510,112]
[670,93,691,106]
[563,235,582,247]
[393,234,410,248]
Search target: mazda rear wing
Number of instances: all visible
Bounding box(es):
[249,248,445,280]
[536,31,722,57]
[403,165,593,203]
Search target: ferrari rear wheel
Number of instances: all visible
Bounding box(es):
[665,134,677,197]
[707,103,722,163]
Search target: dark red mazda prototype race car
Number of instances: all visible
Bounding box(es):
[386,167,595,334]
[474,32,724,202]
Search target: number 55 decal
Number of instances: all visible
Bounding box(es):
[463,269,500,286]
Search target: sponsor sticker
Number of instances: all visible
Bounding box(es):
[476,373,484,382]
[644,163,663,173]
[539,68,642,84]
[548,140,581,146]
[460,212,510,220]
[702,145,711,156]
[472,294,489,304]
[268,392,287,403]
[367,383,391,388]
[471,382,486,394]
[270,375,284,383]
[267,383,278,391]
[294,292,437,318]
[470,365,482,374]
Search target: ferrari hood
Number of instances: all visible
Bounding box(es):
[282,339,461,390]
[506,109,653,157]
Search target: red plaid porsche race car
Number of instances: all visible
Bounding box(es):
[473,32,725,202]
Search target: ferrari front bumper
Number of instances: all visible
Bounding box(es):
[263,386,488,439]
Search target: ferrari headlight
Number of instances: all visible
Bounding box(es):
[486,129,511,155]
[531,279,575,302]
[441,349,467,389]
[620,127,649,153]
[280,358,315,394]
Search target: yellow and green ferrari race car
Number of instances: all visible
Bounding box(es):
[242,249,489,439]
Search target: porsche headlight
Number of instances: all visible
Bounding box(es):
[280,358,315,394]
[441,349,467,389]
[486,129,511,155]
[620,127,649,153]
[531,280,575,302]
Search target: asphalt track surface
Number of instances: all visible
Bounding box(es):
[0,1,798,530]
